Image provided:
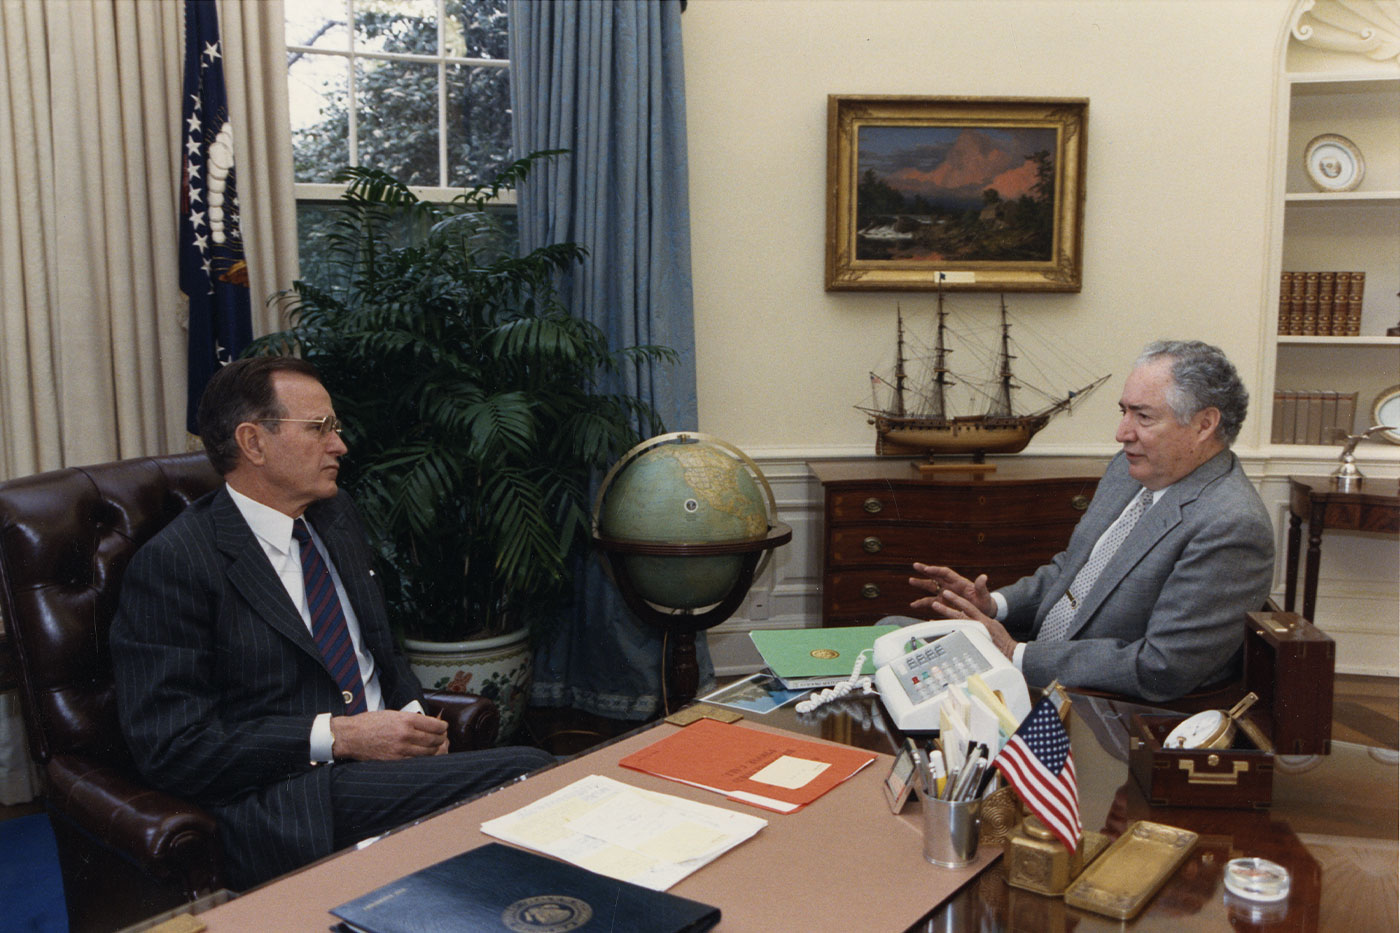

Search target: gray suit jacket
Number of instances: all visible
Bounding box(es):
[110,487,423,887]
[998,449,1273,701]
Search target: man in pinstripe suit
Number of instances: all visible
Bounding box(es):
[110,357,554,890]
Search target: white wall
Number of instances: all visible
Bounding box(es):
[682,0,1290,457]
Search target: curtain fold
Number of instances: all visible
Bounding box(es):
[510,0,703,719]
[217,0,299,337]
[0,0,296,482]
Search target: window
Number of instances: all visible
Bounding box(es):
[286,0,513,275]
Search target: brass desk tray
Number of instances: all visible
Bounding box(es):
[1063,820,1198,919]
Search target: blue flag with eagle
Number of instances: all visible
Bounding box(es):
[180,0,252,434]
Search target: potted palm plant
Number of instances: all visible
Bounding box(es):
[250,155,671,739]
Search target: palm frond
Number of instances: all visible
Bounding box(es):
[254,151,675,639]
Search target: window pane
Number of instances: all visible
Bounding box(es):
[446,0,510,60]
[353,0,438,55]
[291,55,350,183]
[357,59,440,185]
[295,201,351,297]
[286,0,350,51]
[447,64,512,187]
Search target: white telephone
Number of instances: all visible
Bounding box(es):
[871,619,1030,733]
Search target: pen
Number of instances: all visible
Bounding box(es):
[949,743,985,801]
[941,765,961,801]
[960,758,988,801]
[975,757,998,798]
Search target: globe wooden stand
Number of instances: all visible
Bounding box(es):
[593,522,792,709]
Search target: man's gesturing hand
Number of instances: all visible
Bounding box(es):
[908,563,1017,661]
[329,709,450,761]
[908,563,995,618]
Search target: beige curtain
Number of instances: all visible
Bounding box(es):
[219,0,299,339]
[0,0,295,482]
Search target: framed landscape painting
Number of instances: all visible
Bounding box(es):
[825,96,1088,292]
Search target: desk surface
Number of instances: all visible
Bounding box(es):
[166,695,1397,933]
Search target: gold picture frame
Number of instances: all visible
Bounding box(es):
[826,96,1088,292]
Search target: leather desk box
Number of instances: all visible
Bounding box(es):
[1129,712,1274,809]
[1127,610,1335,809]
[1241,610,1334,756]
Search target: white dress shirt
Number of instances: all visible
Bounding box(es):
[226,485,388,760]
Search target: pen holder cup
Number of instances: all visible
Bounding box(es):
[919,792,982,869]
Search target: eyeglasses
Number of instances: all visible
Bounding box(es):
[255,416,344,437]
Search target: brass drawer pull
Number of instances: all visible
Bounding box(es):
[1178,758,1248,785]
[1071,494,1090,511]
[863,497,884,514]
[861,583,881,600]
[862,536,883,554]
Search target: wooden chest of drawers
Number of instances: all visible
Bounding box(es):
[810,459,1105,626]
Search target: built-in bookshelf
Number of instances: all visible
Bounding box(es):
[1267,52,1400,450]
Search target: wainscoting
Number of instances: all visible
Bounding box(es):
[712,449,1399,679]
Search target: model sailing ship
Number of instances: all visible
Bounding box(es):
[859,293,1110,462]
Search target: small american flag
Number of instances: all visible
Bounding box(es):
[993,696,1081,851]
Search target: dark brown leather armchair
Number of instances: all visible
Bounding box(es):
[0,452,499,932]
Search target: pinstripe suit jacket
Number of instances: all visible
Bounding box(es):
[110,486,424,886]
[998,449,1274,702]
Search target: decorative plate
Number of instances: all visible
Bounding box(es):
[1303,134,1365,192]
[1372,385,1400,444]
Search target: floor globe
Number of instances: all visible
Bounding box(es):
[597,434,772,609]
[593,433,791,706]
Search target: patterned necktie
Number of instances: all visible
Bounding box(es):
[292,518,367,713]
[1039,488,1154,642]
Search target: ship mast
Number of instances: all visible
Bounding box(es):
[992,295,1016,417]
[931,289,951,420]
[893,306,907,416]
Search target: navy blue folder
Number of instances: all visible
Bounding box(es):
[331,842,721,933]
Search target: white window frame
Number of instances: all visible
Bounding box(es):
[287,0,514,205]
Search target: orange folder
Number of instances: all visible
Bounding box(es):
[618,719,876,813]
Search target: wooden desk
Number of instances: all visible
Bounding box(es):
[148,714,992,932]
[809,458,1106,626]
[1284,475,1400,622]
[146,693,1397,933]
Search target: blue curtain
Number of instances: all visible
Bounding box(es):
[509,0,708,719]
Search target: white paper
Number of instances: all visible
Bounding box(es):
[749,754,831,790]
[481,774,767,890]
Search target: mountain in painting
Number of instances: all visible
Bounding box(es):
[886,129,1035,207]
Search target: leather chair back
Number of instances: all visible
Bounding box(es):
[1,452,220,765]
[0,452,223,931]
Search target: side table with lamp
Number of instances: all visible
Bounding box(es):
[1284,421,1400,621]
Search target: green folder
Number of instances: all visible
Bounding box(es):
[749,624,902,689]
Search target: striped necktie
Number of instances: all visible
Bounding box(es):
[292,518,367,713]
[1039,488,1154,642]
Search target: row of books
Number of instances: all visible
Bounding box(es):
[1271,390,1357,445]
[1277,271,1365,336]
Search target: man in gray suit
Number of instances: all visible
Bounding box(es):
[110,357,553,889]
[909,340,1274,702]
